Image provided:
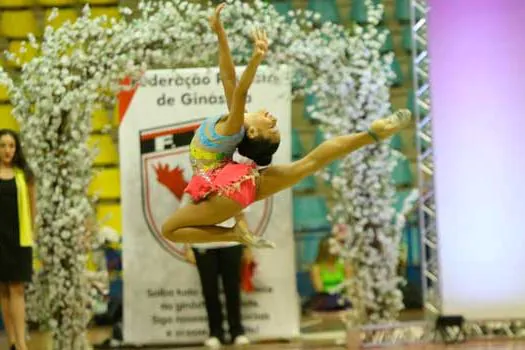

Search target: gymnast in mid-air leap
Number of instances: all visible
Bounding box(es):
[161,3,412,247]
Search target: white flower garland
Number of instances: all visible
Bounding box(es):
[307,2,407,323]
[0,0,400,346]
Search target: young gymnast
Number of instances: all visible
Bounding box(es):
[181,3,277,247]
[162,4,412,246]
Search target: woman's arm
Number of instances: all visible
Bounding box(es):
[210,3,237,110]
[310,264,324,293]
[28,182,36,238]
[218,29,268,136]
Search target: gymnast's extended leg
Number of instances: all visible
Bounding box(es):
[256,110,411,200]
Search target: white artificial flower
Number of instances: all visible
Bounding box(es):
[0,0,410,344]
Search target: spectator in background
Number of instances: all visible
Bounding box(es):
[83,215,123,348]
[0,129,36,350]
[185,212,253,348]
[307,235,352,312]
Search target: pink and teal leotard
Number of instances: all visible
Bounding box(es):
[184,115,258,208]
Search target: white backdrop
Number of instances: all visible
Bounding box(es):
[429,1,525,319]
[119,67,299,345]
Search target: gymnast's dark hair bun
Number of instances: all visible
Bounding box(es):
[237,134,280,167]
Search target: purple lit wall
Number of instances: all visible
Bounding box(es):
[429,0,525,319]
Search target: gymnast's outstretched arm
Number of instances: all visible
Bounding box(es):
[218,29,268,136]
[210,3,237,110]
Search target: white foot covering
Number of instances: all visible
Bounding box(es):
[234,335,250,346]
[234,223,276,248]
[386,108,412,128]
[369,108,412,140]
[204,337,221,348]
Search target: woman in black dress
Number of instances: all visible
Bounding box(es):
[0,129,35,350]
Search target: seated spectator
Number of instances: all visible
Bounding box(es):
[307,236,352,312]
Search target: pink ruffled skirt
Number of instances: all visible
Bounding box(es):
[184,162,258,208]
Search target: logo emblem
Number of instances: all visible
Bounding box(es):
[140,120,273,262]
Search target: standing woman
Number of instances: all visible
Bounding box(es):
[0,129,35,350]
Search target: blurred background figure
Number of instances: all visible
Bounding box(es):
[0,129,36,350]
[306,235,352,313]
[186,216,253,348]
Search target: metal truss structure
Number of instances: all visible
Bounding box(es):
[410,0,439,317]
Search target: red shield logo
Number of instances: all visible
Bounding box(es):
[140,120,273,262]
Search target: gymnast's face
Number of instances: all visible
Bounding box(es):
[244,109,281,142]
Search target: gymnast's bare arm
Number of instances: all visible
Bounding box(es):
[218,29,268,136]
[209,3,237,110]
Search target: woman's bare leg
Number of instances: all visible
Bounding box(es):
[161,195,272,246]
[162,195,243,242]
[0,284,16,347]
[164,225,241,243]
[256,132,373,199]
[256,109,411,200]
[9,283,27,350]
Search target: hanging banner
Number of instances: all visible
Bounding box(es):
[119,66,298,345]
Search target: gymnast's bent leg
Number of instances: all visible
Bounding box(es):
[161,195,245,243]
[161,194,274,247]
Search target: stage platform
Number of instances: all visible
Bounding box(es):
[123,340,525,349]
[113,340,525,349]
[4,328,525,350]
